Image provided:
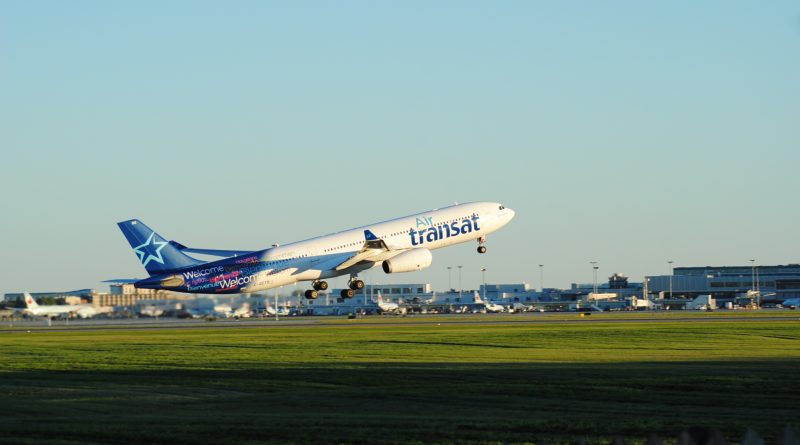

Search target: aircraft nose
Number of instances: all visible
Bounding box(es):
[507,208,515,220]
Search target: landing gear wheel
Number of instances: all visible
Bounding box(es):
[349,280,365,290]
[341,289,355,299]
[304,290,319,300]
[313,281,329,291]
[477,236,487,254]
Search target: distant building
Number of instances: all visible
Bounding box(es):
[91,284,185,307]
[3,290,93,303]
[647,264,800,302]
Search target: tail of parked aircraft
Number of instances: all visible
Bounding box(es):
[23,292,38,308]
[117,219,205,275]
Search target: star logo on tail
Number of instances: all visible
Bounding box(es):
[133,232,167,267]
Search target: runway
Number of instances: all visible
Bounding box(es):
[2,310,797,334]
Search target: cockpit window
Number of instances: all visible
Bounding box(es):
[499,205,505,210]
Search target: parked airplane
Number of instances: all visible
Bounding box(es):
[212,303,233,318]
[22,293,106,318]
[375,292,406,315]
[262,300,289,317]
[138,305,165,317]
[475,293,505,313]
[0,308,18,319]
[232,303,252,318]
[115,202,514,300]
[263,302,277,317]
[781,298,800,309]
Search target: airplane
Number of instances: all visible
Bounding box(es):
[263,301,277,317]
[262,300,289,317]
[0,308,18,319]
[21,292,106,318]
[781,298,800,309]
[474,293,505,313]
[138,305,165,317]
[212,303,233,318]
[232,303,252,318]
[115,202,514,300]
[374,291,406,315]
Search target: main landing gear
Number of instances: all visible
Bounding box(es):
[304,280,329,299]
[477,236,487,254]
[340,277,364,299]
[313,280,329,291]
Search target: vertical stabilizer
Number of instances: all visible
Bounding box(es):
[23,292,38,309]
[117,220,205,275]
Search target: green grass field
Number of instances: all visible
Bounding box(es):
[1,314,799,444]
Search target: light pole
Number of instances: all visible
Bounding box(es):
[274,286,279,321]
[458,265,463,298]
[755,266,760,293]
[447,266,452,293]
[538,264,544,293]
[590,261,599,295]
[481,267,487,302]
[668,260,674,299]
[756,266,761,308]
[749,259,755,292]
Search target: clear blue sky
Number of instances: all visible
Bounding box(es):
[1,1,798,295]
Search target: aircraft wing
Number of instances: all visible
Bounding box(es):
[334,230,393,271]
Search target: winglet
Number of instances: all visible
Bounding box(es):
[364,230,379,241]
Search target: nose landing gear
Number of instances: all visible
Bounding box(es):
[477,236,487,254]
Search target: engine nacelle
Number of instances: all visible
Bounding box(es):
[382,248,433,274]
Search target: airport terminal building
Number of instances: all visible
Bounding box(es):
[6,263,800,316]
[646,264,800,303]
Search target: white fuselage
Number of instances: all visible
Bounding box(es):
[234,202,514,292]
[484,302,506,313]
[25,304,99,318]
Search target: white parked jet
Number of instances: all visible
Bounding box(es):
[232,303,252,318]
[22,293,105,318]
[375,292,406,315]
[117,202,515,300]
[475,293,505,313]
[262,300,289,317]
[138,305,165,317]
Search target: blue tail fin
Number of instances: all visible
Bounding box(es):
[117,219,205,275]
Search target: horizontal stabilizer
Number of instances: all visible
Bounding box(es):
[179,247,256,257]
[103,279,141,284]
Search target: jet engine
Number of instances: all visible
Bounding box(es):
[382,248,433,274]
